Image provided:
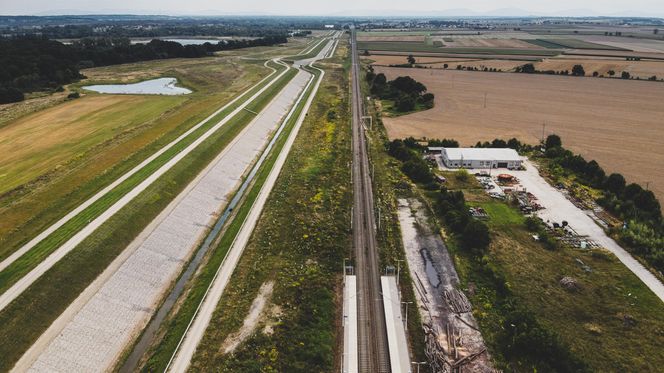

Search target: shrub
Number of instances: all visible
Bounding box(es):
[401,159,433,184]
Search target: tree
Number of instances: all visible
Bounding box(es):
[461,220,491,255]
[621,71,631,79]
[571,64,585,76]
[407,54,416,65]
[606,173,626,195]
[363,50,370,56]
[395,95,416,112]
[391,76,426,96]
[545,134,562,149]
[608,70,616,76]
[0,87,25,104]
[443,63,449,69]
[592,71,599,77]
[517,63,536,73]
[401,159,433,183]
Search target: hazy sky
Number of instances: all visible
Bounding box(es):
[1,0,663,16]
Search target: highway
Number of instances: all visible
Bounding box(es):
[350,29,391,373]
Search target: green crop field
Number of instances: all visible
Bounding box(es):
[358,41,562,56]
[526,38,630,51]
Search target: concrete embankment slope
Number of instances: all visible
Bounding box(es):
[14,69,311,373]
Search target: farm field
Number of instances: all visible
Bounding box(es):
[578,35,664,53]
[375,66,664,202]
[357,35,425,42]
[441,38,543,49]
[358,41,562,56]
[362,55,480,65]
[525,38,628,50]
[536,58,664,79]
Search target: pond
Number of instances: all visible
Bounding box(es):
[83,77,192,95]
[131,38,227,45]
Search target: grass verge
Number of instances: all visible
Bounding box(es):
[141,40,350,372]
[0,64,298,373]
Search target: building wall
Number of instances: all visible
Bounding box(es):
[441,156,521,169]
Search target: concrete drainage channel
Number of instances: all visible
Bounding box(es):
[164,45,333,372]
[118,61,316,372]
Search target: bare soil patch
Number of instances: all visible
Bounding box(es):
[376,66,664,202]
[220,281,275,354]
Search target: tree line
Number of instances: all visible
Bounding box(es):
[544,134,664,273]
[365,67,434,112]
[0,35,287,104]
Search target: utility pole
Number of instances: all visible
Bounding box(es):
[402,301,413,330]
[411,361,427,373]
[395,259,405,286]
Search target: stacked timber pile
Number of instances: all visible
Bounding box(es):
[444,289,472,314]
[423,322,450,373]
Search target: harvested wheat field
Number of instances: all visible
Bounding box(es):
[535,58,664,79]
[376,66,664,201]
[448,59,528,71]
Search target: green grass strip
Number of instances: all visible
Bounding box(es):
[0,62,291,293]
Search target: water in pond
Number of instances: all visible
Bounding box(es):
[131,38,227,45]
[420,248,441,288]
[83,77,192,95]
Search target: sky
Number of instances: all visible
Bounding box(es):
[1,0,663,17]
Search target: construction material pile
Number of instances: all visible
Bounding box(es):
[444,289,472,314]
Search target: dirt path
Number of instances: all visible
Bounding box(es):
[397,198,493,372]
[221,281,274,354]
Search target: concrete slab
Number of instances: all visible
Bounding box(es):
[381,276,411,373]
[343,275,358,373]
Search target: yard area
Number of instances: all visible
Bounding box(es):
[435,167,664,371]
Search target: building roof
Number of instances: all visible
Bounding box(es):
[442,147,521,162]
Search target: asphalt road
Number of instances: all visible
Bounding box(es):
[350,29,391,373]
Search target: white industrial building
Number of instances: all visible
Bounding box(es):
[430,147,522,169]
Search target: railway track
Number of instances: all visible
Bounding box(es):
[350,28,391,373]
